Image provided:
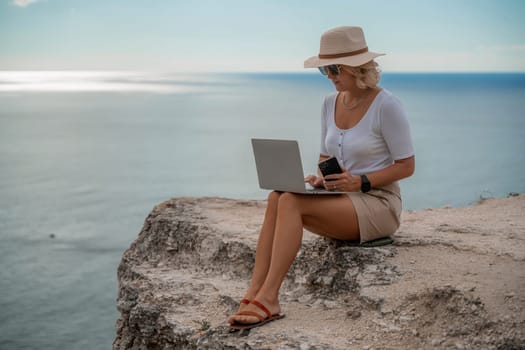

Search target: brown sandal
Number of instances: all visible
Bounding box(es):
[229,300,285,330]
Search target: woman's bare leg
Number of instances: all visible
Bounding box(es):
[230,193,359,324]
[245,191,282,296]
[227,191,282,322]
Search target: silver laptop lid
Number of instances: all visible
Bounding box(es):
[251,138,307,193]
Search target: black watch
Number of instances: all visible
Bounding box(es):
[360,175,371,193]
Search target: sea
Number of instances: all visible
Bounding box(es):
[1,71,524,350]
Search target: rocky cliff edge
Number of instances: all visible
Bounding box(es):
[114,195,525,350]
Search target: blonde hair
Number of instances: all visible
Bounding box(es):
[342,60,381,89]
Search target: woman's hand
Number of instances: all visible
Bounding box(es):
[304,174,325,189]
[323,169,362,192]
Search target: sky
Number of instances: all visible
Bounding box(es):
[1,0,524,72]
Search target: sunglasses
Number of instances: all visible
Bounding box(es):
[318,64,341,76]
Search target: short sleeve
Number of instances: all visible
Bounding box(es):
[379,95,415,160]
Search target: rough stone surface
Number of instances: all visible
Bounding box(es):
[114,195,525,350]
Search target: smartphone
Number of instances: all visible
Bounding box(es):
[318,157,343,181]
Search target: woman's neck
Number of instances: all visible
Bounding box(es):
[340,88,371,110]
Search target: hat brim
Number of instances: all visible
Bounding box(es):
[304,51,385,68]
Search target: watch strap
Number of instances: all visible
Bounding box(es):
[360,175,371,193]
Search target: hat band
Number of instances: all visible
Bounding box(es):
[318,47,368,59]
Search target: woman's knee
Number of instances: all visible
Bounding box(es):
[277,192,301,210]
[266,191,283,213]
[267,191,282,203]
[267,191,283,209]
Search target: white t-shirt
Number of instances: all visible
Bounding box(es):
[320,89,414,175]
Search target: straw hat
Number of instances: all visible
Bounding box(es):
[304,26,385,68]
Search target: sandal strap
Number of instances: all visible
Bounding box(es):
[240,298,250,305]
[251,300,272,319]
[236,310,265,322]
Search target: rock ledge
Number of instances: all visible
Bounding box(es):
[114,195,525,350]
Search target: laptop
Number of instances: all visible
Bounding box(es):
[251,138,346,195]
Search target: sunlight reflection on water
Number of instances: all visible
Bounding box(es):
[0,71,229,93]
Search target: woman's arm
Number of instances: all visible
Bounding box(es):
[367,155,415,188]
[323,156,415,192]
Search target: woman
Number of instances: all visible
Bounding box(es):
[228,26,415,330]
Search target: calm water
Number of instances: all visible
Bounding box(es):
[1,71,524,349]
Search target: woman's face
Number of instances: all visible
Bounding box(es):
[326,65,357,91]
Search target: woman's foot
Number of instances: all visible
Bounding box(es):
[226,292,256,324]
[228,295,281,326]
[228,285,259,324]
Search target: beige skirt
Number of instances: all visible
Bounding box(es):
[347,182,402,243]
